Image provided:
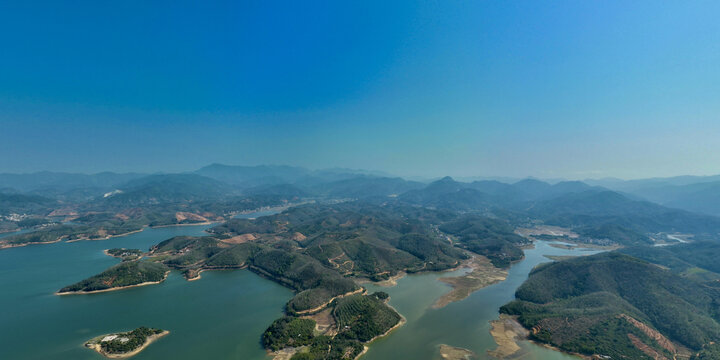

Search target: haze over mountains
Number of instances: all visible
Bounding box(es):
[3,163,720,218]
[588,176,720,217]
[3,164,720,246]
[4,163,720,360]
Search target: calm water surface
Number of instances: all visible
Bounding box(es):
[1,220,598,360]
[363,241,601,360]
[0,220,291,360]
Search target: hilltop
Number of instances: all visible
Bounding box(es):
[501,252,720,359]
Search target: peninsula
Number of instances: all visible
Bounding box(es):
[57,260,169,294]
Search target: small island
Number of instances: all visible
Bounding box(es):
[85,327,168,358]
[105,248,143,261]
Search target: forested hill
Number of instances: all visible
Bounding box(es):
[397,176,720,242]
[209,202,527,270]
[589,176,720,217]
[0,193,57,216]
[4,166,720,252]
[526,190,720,235]
[502,252,720,359]
[619,241,720,282]
[102,174,239,205]
[61,201,526,313]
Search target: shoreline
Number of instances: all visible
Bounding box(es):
[182,264,252,281]
[3,220,213,250]
[356,303,406,359]
[233,201,313,218]
[438,344,475,360]
[433,255,508,309]
[489,315,587,360]
[0,238,62,250]
[269,300,405,360]
[355,272,407,287]
[56,271,169,295]
[65,228,145,243]
[86,330,169,359]
[149,221,214,229]
[544,239,621,251]
[186,268,205,281]
[103,248,143,260]
[488,314,527,358]
[293,288,367,315]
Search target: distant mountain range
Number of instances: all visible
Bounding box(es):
[0,171,146,199]
[398,176,720,241]
[5,165,720,360]
[586,175,720,216]
[103,174,240,205]
[2,165,720,242]
[194,163,392,188]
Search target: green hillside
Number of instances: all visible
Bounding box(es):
[59,260,169,293]
[619,242,720,281]
[0,192,56,216]
[210,203,473,278]
[439,215,529,267]
[105,174,238,205]
[502,252,720,358]
[264,293,401,360]
[333,294,401,342]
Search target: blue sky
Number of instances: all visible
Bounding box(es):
[1,1,719,179]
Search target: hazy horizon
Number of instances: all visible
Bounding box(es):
[3,1,719,179]
[3,4,720,358]
[3,161,720,183]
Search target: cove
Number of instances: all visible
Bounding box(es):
[362,241,602,360]
[0,221,600,360]
[0,222,292,360]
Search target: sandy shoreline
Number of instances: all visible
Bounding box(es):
[294,288,367,315]
[56,271,169,295]
[66,229,145,243]
[355,272,407,287]
[182,263,252,281]
[186,268,205,281]
[271,299,406,360]
[488,315,588,360]
[434,255,508,308]
[356,303,406,359]
[488,314,528,358]
[0,238,62,250]
[86,330,169,358]
[438,344,475,360]
[2,221,211,250]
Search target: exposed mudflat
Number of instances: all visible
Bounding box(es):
[438,344,475,360]
[488,315,528,359]
[433,256,507,308]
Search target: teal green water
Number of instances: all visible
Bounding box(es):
[0,224,292,360]
[362,241,601,360]
[0,221,597,360]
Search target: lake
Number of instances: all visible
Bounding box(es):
[0,220,598,360]
[0,222,292,360]
[362,241,601,360]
